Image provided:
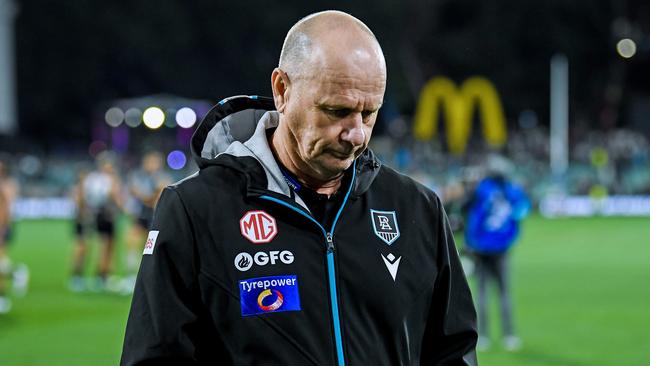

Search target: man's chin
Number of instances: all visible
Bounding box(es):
[320,157,354,175]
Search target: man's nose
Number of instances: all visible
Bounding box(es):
[340,115,366,147]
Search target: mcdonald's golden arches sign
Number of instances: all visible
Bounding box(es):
[413,76,507,155]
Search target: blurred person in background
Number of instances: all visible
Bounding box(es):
[464,169,530,351]
[123,151,170,293]
[68,169,93,292]
[82,154,124,291]
[442,173,481,278]
[0,160,28,313]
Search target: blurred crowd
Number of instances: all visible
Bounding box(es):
[371,125,650,204]
[0,150,195,200]
[0,126,648,216]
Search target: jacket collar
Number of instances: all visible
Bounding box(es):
[190,95,382,205]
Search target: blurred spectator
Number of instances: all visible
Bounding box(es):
[463,171,530,351]
[68,169,92,292]
[122,151,170,293]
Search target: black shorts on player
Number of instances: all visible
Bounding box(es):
[74,220,86,237]
[95,210,115,237]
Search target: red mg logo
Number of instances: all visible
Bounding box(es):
[240,210,278,244]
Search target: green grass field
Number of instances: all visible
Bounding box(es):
[0,216,649,365]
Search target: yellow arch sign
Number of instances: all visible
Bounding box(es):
[413,76,507,155]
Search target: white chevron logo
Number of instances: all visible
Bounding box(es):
[381,253,401,281]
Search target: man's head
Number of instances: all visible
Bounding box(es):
[271,11,386,183]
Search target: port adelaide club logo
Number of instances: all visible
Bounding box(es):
[371,209,400,245]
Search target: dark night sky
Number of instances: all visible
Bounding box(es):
[10,0,649,150]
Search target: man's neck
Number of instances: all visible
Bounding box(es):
[270,127,343,197]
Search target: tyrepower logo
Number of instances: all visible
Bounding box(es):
[234,250,294,272]
[240,210,277,244]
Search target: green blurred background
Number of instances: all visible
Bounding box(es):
[1,216,648,365]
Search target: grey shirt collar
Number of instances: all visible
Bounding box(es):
[221,111,309,211]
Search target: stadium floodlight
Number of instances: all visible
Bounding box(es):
[104,107,124,127]
[616,38,636,59]
[143,107,165,129]
[124,108,143,127]
[175,107,197,128]
[167,150,187,170]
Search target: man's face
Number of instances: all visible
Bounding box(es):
[281,61,385,179]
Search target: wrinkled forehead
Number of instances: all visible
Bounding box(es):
[309,70,385,107]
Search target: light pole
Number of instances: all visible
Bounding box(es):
[0,0,18,136]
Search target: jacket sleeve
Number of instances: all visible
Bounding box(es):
[421,197,478,365]
[120,187,213,366]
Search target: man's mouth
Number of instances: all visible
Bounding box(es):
[328,150,354,159]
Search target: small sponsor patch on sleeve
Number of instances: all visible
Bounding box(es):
[239,275,301,316]
[143,230,159,255]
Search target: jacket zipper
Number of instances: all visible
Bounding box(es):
[325,232,345,366]
[258,161,356,366]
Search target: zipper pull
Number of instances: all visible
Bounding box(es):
[326,232,334,253]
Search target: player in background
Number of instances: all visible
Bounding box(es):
[123,151,170,292]
[464,170,530,351]
[0,160,28,313]
[82,155,124,291]
[68,169,93,292]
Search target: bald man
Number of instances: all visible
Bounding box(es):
[122,11,477,366]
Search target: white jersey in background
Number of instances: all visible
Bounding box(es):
[82,172,115,212]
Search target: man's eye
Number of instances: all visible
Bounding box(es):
[362,110,376,119]
[326,109,351,118]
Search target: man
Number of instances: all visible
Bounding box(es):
[464,171,529,351]
[122,11,477,365]
[123,151,170,292]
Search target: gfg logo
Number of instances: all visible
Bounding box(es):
[234,250,295,272]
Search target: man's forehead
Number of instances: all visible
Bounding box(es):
[317,92,384,107]
[314,83,384,108]
[309,67,385,96]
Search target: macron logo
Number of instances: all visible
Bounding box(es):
[143,231,159,255]
[381,253,401,281]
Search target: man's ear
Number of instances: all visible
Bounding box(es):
[271,68,291,113]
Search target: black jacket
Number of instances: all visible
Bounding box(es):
[121,96,478,366]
